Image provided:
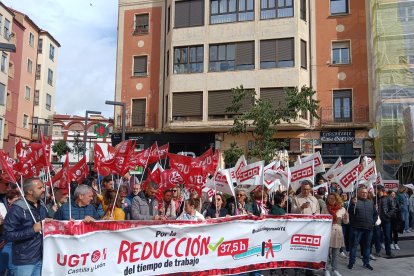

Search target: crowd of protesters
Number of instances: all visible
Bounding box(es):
[0,172,414,276]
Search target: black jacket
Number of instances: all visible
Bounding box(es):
[4,198,49,265]
[349,198,377,230]
[379,196,399,223]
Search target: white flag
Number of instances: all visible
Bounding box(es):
[264,168,289,189]
[236,160,264,186]
[263,161,278,189]
[359,160,377,182]
[290,161,315,192]
[229,155,247,182]
[324,157,343,179]
[301,152,325,174]
[333,157,361,192]
[206,169,235,197]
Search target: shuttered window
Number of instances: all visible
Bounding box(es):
[172,92,203,120]
[260,38,294,68]
[134,14,149,34]
[260,88,286,109]
[132,99,146,126]
[133,56,147,76]
[301,40,307,69]
[209,41,254,72]
[208,90,253,118]
[175,0,204,28]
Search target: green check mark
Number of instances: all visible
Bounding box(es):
[208,237,224,251]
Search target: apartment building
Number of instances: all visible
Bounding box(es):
[2,8,60,157]
[0,2,14,150]
[115,0,375,167]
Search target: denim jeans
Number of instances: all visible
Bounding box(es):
[14,261,41,276]
[0,242,15,276]
[342,223,351,252]
[349,227,373,266]
[401,208,409,231]
[381,221,392,255]
[372,225,383,254]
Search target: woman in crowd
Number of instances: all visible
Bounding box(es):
[176,198,205,221]
[247,188,270,216]
[159,189,176,220]
[339,192,350,258]
[119,185,132,220]
[326,192,348,276]
[102,189,125,220]
[389,191,401,249]
[397,186,411,233]
[228,188,249,216]
[205,193,228,218]
[172,184,184,216]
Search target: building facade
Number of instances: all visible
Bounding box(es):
[2,7,59,157]
[115,0,373,166]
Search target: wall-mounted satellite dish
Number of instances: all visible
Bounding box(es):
[368,128,379,138]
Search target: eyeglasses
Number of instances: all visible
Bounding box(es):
[237,194,245,197]
[172,189,178,192]
[215,198,222,202]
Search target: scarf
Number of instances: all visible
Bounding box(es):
[327,203,342,224]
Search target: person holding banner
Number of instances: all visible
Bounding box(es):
[228,188,249,216]
[292,181,321,215]
[131,181,161,220]
[205,194,228,218]
[326,192,349,276]
[176,198,205,221]
[247,188,270,216]
[102,189,125,220]
[347,186,377,271]
[270,192,286,215]
[3,178,49,276]
[159,189,177,220]
[54,185,100,221]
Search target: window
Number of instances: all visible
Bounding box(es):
[261,0,293,20]
[167,6,171,32]
[175,0,204,28]
[34,90,40,106]
[133,56,148,76]
[38,38,43,54]
[166,50,170,77]
[1,53,6,73]
[46,93,52,111]
[172,92,203,120]
[134,14,149,34]
[4,19,10,40]
[301,40,307,69]
[330,0,349,15]
[400,5,414,22]
[36,64,41,80]
[208,90,253,119]
[29,32,35,47]
[332,41,350,64]
[23,115,29,129]
[132,99,146,126]
[49,44,55,61]
[333,90,352,122]
[0,83,5,105]
[300,0,306,21]
[210,0,254,24]
[174,45,204,74]
[260,38,294,68]
[260,87,286,109]
[25,86,31,100]
[48,69,54,85]
[209,41,254,72]
[27,59,33,73]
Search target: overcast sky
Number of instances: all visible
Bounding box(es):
[4,0,117,118]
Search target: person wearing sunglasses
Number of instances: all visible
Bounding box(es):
[228,189,249,216]
[205,194,228,219]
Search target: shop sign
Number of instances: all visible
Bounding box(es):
[320,130,355,143]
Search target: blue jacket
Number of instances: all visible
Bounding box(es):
[4,198,49,265]
[349,198,377,230]
[54,200,100,220]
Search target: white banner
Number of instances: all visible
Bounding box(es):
[333,157,361,193]
[206,169,235,196]
[290,161,315,192]
[324,157,343,179]
[236,161,264,186]
[42,216,331,275]
[301,152,325,174]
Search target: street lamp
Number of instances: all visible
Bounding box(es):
[105,101,126,142]
[84,110,102,157]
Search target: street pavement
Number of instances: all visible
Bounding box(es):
[258,231,414,276]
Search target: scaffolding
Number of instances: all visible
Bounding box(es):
[371,0,414,183]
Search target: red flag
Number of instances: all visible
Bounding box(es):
[157,143,169,159]
[168,153,206,188]
[69,156,89,184]
[60,153,70,189]
[113,140,134,176]
[0,150,17,183]
[160,169,184,189]
[40,132,52,168]
[16,139,24,158]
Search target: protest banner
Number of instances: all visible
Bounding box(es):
[383,180,399,191]
[42,215,331,275]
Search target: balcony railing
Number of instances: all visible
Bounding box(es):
[319,106,370,125]
[116,113,157,130]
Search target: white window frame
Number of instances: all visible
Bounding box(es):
[25,85,31,100]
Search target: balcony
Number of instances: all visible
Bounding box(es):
[132,26,149,35]
[319,106,371,128]
[116,113,157,132]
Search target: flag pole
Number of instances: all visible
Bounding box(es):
[47,166,57,205]
[110,180,122,219]
[16,176,38,225]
